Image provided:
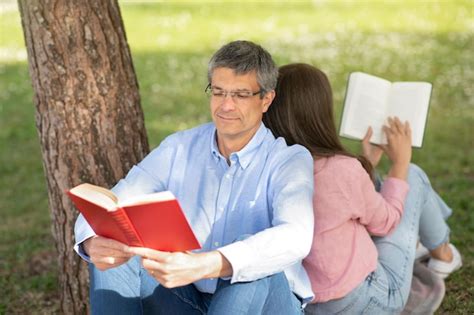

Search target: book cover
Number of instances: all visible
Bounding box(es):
[67,185,201,252]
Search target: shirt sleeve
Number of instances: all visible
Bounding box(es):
[351,163,410,236]
[72,136,176,260]
[73,214,95,262]
[218,148,314,283]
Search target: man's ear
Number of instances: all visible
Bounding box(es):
[262,90,275,113]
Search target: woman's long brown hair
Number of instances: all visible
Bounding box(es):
[263,63,373,179]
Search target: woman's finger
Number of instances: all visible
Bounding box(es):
[387,117,399,132]
[362,127,373,143]
[391,117,404,134]
[404,121,412,137]
[382,125,393,138]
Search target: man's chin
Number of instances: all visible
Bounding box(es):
[214,119,239,129]
[216,127,238,136]
[215,124,242,137]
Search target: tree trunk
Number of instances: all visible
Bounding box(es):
[17,0,149,313]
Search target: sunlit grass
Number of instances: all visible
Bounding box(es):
[1,0,473,313]
[119,1,472,53]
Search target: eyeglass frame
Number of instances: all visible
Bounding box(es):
[205,84,266,101]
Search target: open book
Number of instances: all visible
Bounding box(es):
[67,183,201,252]
[339,72,432,147]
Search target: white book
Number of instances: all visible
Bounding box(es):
[339,72,432,148]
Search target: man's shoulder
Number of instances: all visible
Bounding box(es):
[265,136,313,167]
[264,136,314,189]
[268,136,311,157]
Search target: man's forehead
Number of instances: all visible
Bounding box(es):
[211,67,258,87]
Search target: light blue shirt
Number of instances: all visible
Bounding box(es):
[75,122,315,302]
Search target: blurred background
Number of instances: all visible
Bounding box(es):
[0,0,472,313]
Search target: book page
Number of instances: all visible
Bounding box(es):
[69,183,118,211]
[387,82,432,147]
[119,190,176,208]
[340,72,391,144]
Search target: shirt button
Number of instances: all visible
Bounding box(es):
[225,174,231,179]
[214,241,219,247]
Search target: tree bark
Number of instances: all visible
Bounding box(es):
[17,0,149,313]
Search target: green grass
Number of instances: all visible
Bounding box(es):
[1,0,473,313]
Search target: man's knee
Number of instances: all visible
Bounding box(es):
[89,256,141,292]
[88,256,148,314]
[216,271,287,292]
[210,273,293,314]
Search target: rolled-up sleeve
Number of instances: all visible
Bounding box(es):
[354,167,409,236]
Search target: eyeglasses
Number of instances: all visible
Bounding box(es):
[205,84,264,103]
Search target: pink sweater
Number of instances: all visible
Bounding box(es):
[303,155,409,303]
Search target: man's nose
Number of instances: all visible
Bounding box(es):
[220,93,236,111]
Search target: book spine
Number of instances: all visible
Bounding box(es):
[110,209,144,247]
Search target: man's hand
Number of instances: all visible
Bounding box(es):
[127,247,232,288]
[362,126,384,168]
[83,236,133,271]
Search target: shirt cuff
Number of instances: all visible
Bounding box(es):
[217,240,257,283]
[74,214,96,263]
[381,177,410,198]
[74,241,92,263]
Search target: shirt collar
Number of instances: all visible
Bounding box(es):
[210,122,269,170]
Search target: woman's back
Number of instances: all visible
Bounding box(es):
[304,155,408,302]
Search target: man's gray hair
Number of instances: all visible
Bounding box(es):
[207,40,278,94]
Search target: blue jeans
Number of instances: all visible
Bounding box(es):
[89,257,302,314]
[305,164,452,315]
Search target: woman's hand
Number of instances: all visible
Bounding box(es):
[362,126,384,168]
[382,117,412,180]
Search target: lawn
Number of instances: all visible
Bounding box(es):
[0,0,472,313]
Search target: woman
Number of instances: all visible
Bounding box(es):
[263,63,462,314]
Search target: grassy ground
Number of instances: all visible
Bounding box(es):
[0,1,472,313]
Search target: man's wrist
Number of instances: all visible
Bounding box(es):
[199,251,233,279]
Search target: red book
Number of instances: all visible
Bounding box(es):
[67,183,201,252]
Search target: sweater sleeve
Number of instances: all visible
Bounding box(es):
[352,164,409,236]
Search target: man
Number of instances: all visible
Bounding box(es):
[74,40,314,314]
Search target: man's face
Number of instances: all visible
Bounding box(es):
[209,67,274,145]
